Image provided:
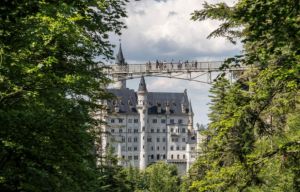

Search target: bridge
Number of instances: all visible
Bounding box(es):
[104,60,249,84]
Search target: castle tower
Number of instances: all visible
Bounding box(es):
[186,143,191,172]
[188,100,194,131]
[181,89,188,113]
[114,43,127,89]
[137,76,148,169]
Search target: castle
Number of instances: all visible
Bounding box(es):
[98,45,199,173]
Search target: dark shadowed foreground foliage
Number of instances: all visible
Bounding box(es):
[0,0,129,191]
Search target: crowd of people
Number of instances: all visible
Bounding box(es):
[146,60,200,71]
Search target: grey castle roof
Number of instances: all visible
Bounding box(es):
[107,88,191,115]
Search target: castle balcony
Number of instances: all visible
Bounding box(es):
[166,159,187,164]
[170,132,180,137]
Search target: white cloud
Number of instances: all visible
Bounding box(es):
[120,0,241,61]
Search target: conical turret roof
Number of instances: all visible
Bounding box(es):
[115,43,126,65]
[138,76,147,92]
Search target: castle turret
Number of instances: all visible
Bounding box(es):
[181,89,188,113]
[114,43,127,89]
[165,100,170,115]
[188,100,194,131]
[186,143,191,172]
[117,142,122,165]
[137,76,148,169]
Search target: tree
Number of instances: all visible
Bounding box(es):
[145,162,180,192]
[0,0,128,191]
[186,0,300,191]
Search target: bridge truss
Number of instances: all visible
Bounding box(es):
[104,61,248,84]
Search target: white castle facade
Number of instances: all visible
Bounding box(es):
[98,45,200,173]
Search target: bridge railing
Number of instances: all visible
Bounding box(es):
[102,61,249,76]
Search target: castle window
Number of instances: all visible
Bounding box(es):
[111,129,115,133]
[162,138,166,142]
[176,146,180,150]
[147,138,152,142]
[182,138,186,142]
[128,129,132,133]
[163,154,166,159]
[118,118,123,123]
[134,146,138,151]
[151,155,154,159]
[122,137,125,142]
[171,128,174,133]
[177,155,180,159]
[170,119,175,124]
[134,119,139,123]
[171,154,173,159]
[134,129,138,133]
[128,119,132,123]
[128,147,132,151]
[157,128,160,133]
[119,129,123,133]
[162,129,166,133]
[122,146,126,151]
[128,137,132,142]
[128,156,132,160]
[157,146,159,150]
[111,119,115,123]
[151,146,154,151]
[178,119,183,124]
[170,146,174,151]
[150,129,154,133]
[134,137,138,142]
[182,128,186,133]
[182,146,186,150]
[134,156,138,160]
[156,138,160,142]
[152,119,157,123]
[183,155,186,159]
[161,119,166,124]
[157,154,160,160]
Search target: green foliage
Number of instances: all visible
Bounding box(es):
[0,0,128,191]
[187,0,300,191]
[145,162,180,192]
[121,162,180,192]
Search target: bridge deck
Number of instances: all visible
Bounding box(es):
[105,61,247,75]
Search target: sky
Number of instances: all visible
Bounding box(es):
[110,0,241,125]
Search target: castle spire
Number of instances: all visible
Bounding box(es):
[188,100,193,115]
[116,43,126,65]
[138,76,147,93]
[114,43,127,89]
